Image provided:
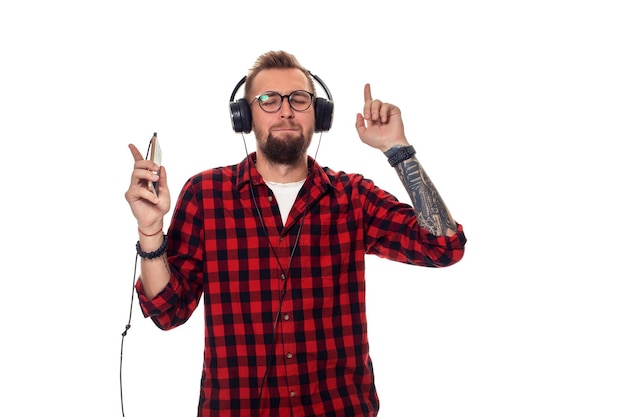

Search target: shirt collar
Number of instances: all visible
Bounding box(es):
[236,152,333,192]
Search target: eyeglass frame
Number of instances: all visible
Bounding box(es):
[252,90,315,113]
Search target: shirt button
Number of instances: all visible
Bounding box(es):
[283,313,290,321]
[268,196,273,202]
[290,391,296,398]
[286,352,293,359]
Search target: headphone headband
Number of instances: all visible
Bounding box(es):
[229,76,247,103]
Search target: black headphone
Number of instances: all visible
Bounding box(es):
[229,70,334,134]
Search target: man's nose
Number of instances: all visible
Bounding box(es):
[279,96,294,118]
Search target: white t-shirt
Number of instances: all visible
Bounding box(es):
[265,179,306,225]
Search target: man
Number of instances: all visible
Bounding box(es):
[125,50,466,417]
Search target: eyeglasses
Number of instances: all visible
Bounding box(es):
[253,90,315,113]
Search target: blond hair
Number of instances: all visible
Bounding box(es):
[244,50,316,99]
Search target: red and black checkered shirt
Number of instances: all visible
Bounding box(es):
[137,153,466,417]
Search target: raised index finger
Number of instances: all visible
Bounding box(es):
[363,83,372,102]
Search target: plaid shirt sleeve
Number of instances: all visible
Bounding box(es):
[359,172,466,266]
[136,173,207,329]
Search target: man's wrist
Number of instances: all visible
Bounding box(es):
[385,145,416,167]
[137,235,168,259]
[137,220,164,237]
[138,226,163,237]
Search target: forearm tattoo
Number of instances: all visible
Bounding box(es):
[161,254,171,274]
[394,156,456,236]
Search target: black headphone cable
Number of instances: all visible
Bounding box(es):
[119,137,155,417]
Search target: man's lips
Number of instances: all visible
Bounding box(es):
[271,125,300,133]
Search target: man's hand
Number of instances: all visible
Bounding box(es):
[355,83,409,152]
[124,143,171,234]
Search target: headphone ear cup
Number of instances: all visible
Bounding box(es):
[230,99,252,134]
[314,97,334,132]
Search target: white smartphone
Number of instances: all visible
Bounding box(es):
[148,132,161,197]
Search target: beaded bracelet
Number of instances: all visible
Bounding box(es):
[385,145,416,167]
[136,235,168,259]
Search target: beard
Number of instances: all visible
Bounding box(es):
[256,126,313,166]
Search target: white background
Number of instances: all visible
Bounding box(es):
[1,1,624,416]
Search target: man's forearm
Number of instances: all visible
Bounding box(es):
[393,156,457,237]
